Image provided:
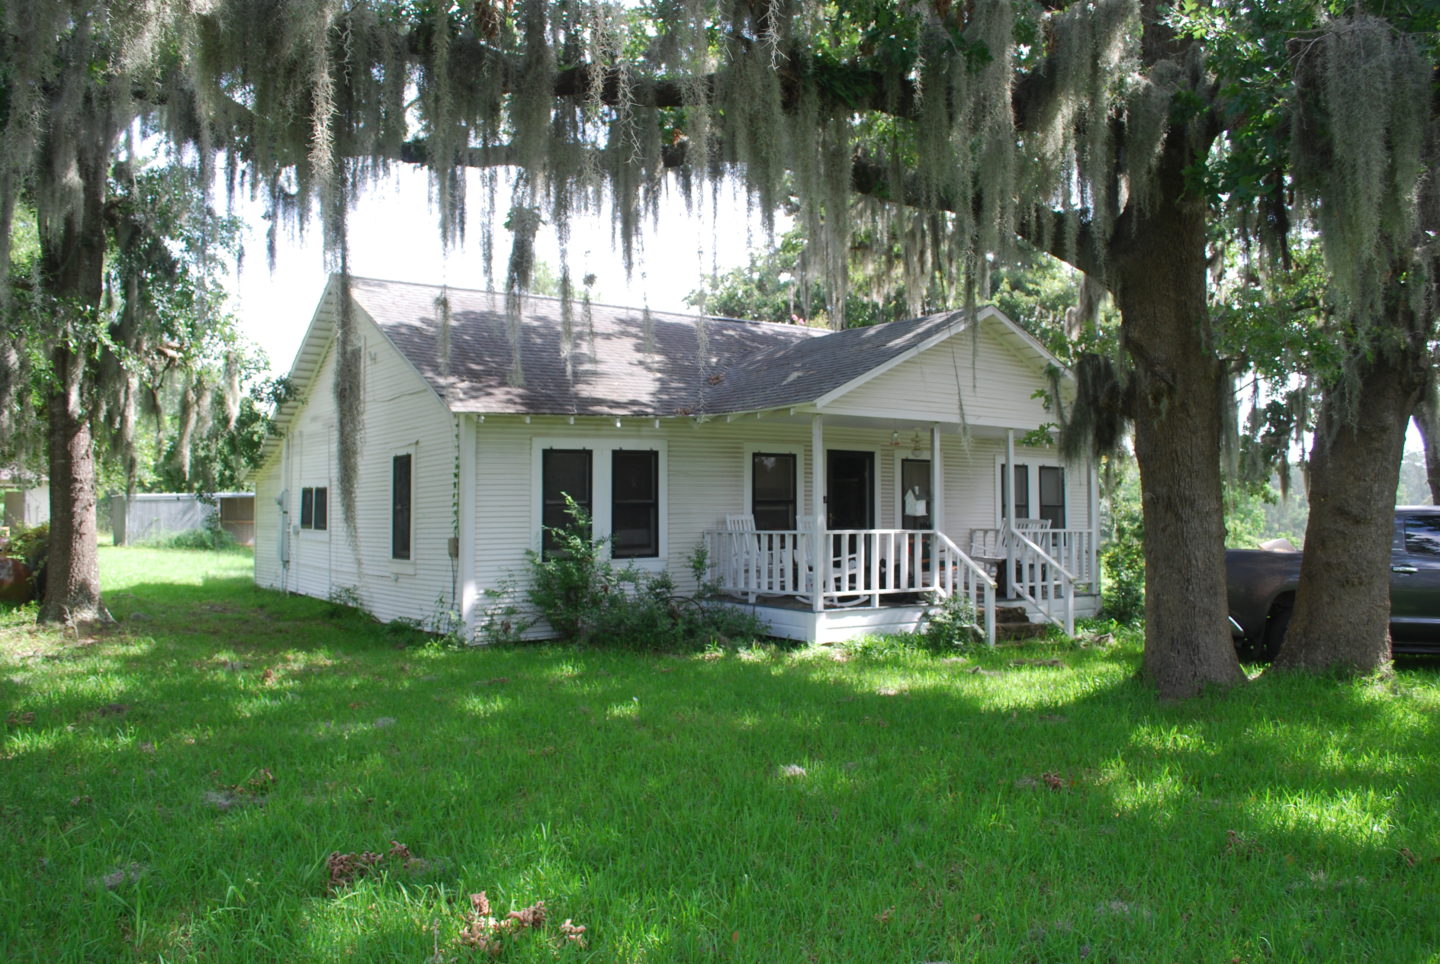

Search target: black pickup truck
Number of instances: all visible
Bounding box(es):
[1226,506,1440,659]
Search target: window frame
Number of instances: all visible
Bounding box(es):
[1038,465,1066,529]
[611,449,660,559]
[299,486,329,531]
[996,455,1068,529]
[533,438,668,567]
[744,443,807,531]
[391,452,413,561]
[541,448,594,557]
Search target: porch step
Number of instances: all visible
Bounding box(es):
[995,605,1049,640]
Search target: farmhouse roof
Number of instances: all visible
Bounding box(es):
[330,276,1059,419]
[267,274,1066,456]
[347,277,825,417]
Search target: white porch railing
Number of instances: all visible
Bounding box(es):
[706,528,997,643]
[1026,528,1098,590]
[1006,528,1075,636]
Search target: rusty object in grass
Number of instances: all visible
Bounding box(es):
[0,557,34,604]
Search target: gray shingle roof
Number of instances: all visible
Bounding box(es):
[703,309,971,412]
[348,277,826,417]
[349,277,996,418]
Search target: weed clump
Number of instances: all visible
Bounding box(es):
[455,891,587,956]
[517,498,764,651]
[325,840,421,893]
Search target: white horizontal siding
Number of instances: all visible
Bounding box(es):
[464,416,1095,640]
[251,309,458,627]
[823,323,1052,429]
[252,473,283,590]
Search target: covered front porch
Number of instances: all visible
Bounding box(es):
[703,417,1100,644]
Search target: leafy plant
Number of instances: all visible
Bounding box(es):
[525,498,764,651]
[922,592,983,650]
[2,522,49,570]
[1100,482,1145,625]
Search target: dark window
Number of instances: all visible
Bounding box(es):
[1001,464,1030,520]
[901,459,931,529]
[1039,466,1066,529]
[542,449,592,555]
[299,486,328,531]
[612,450,659,558]
[312,487,328,531]
[752,453,797,530]
[1405,515,1440,556]
[392,454,412,560]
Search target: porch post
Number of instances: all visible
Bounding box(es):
[1005,428,1016,599]
[1089,453,1101,591]
[811,414,825,615]
[929,425,944,535]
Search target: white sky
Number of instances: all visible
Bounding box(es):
[228,167,776,376]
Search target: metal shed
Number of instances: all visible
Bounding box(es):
[111,492,255,546]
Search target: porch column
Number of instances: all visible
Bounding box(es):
[1005,428,1016,599]
[1089,453,1101,591]
[458,413,480,632]
[929,425,944,535]
[811,414,825,614]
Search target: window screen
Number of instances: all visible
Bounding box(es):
[392,454,412,560]
[611,450,659,558]
[542,449,592,554]
[1001,464,1030,520]
[311,487,328,531]
[299,486,328,530]
[752,453,797,530]
[1039,466,1066,529]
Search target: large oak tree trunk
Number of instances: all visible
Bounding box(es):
[43,346,104,623]
[1275,331,1426,674]
[1111,140,1245,700]
[37,141,109,625]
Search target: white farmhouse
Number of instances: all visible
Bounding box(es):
[251,276,1101,643]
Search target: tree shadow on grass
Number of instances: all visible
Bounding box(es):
[4,584,1440,961]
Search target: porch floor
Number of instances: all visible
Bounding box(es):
[715,590,1101,644]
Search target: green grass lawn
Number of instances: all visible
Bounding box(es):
[3,547,1439,962]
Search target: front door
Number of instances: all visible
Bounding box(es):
[827,450,874,530]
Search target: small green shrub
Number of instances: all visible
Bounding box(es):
[922,593,984,650]
[525,498,765,651]
[3,522,49,570]
[1100,499,1145,625]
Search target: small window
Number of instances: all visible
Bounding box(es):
[1001,464,1030,520]
[1404,516,1440,556]
[752,453,798,530]
[392,454,412,560]
[299,486,328,531]
[1039,466,1066,529]
[312,487,328,530]
[543,449,592,555]
[612,450,659,558]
